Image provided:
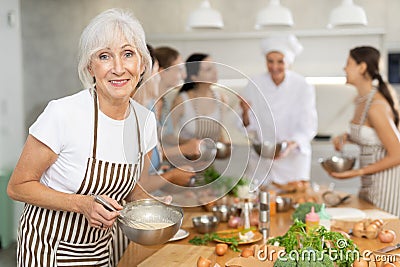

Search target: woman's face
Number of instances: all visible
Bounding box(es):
[266,52,286,85]
[344,55,362,85]
[192,57,218,84]
[89,34,144,102]
[159,56,186,91]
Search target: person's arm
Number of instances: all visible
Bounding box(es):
[332,132,352,151]
[239,95,251,127]
[127,150,194,196]
[331,103,400,178]
[7,135,120,228]
[290,83,318,154]
[163,138,201,159]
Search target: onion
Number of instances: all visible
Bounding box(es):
[228,216,241,228]
[378,229,396,243]
[197,256,211,267]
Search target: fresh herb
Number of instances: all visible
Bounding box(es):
[268,220,358,267]
[202,165,248,197]
[291,202,322,222]
[189,232,241,252]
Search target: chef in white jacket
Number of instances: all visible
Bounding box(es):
[240,34,317,188]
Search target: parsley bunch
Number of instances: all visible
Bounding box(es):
[268,220,358,267]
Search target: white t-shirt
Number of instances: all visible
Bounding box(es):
[29,89,157,193]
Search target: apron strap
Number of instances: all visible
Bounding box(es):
[359,88,377,126]
[92,89,99,158]
[91,89,144,164]
[130,100,143,156]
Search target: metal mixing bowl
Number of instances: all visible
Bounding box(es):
[319,156,356,173]
[118,199,183,246]
[252,141,288,159]
[192,215,219,234]
[212,205,231,222]
[276,196,293,212]
[215,142,231,159]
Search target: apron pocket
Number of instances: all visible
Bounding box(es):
[56,233,111,267]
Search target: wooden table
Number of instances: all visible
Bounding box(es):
[118,195,400,266]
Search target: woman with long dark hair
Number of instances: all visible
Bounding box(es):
[171,53,227,143]
[332,46,400,216]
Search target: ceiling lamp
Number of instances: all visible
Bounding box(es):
[187,0,224,30]
[255,0,294,29]
[328,0,368,28]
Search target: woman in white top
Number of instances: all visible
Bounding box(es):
[7,9,157,266]
[171,53,227,143]
[331,46,400,216]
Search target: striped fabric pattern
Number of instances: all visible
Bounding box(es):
[17,158,137,267]
[350,88,400,217]
[17,90,144,266]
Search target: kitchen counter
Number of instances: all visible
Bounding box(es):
[118,195,400,266]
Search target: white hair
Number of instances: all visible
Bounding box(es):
[78,8,151,89]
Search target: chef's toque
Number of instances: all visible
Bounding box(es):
[261,34,303,65]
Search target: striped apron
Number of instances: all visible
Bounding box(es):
[350,89,400,217]
[193,90,223,142]
[17,90,143,266]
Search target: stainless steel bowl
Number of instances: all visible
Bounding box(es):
[212,205,231,222]
[276,196,293,212]
[118,199,183,246]
[192,215,219,234]
[319,156,356,173]
[215,142,231,159]
[252,141,288,159]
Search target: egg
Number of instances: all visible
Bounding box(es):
[197,256,211,267]
[240,247,254,258]
[215,243,228,256]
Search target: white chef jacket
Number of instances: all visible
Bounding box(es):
[242,70,317,185]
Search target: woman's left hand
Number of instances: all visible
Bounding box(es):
[275,141,298,159]
[330,169,362,179]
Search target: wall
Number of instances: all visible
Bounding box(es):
[19,0,400,129]
[0,0,25,244]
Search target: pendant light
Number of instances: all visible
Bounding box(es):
[187,0,224,30]
[255,0,294,29]
[328,0,368,28]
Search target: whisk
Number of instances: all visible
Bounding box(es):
[93,195,155,229]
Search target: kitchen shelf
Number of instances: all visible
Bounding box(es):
[148,28,385,41]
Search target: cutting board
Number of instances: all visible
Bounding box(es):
[138,244,214,267]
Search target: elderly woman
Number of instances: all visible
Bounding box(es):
[7,9,157,266]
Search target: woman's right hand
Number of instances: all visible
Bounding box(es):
[332,133,348,151]
[180,138,201,156]
[163,165,195,186]
[80,194,122,229]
